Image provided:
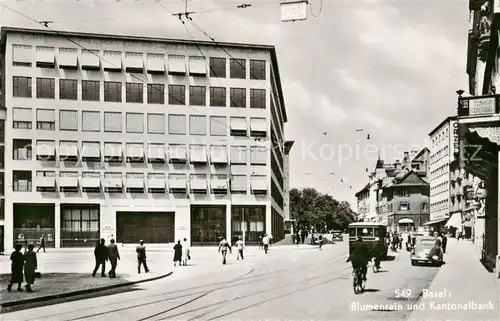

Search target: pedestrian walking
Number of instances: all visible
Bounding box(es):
[136,240,149,274]
[0,237,5,255]
[442,233,448,253]
[258,235,263,249]
[37,235,46,253]
[7,244,24,292]
[181,238,190,266]
[23,244,37,292]
[262,234,270,254]
[218,237,231,265]
[173,240,182,266]
[92,238,108,277]
[318,234,323,250]
[300,230,305,244]
[235,236,244,260]
[107,239,120,278]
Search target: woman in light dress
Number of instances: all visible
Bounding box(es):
[181,238,190,266]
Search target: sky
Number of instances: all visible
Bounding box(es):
[0,0,470,207]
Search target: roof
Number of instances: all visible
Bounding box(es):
[393,170,428,186]
[354,183,370,197]
[412,147,429,160]
[428,116,457,136]
[0,26,288,122]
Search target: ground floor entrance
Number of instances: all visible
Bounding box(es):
[116,211,175,244]
[60,204,100,248]
[13,203,55,248]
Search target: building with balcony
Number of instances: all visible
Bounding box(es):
[0,27,289,249]
[462,0,500,270]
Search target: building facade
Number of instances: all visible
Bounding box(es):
[354,183,370,222]
[0,27,289,249]
[462,0,500,271]
[428,117,457,227]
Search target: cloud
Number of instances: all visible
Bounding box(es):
[318,95,347,123]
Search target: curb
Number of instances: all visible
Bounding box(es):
[0,271,173,308]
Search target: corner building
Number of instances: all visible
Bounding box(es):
[0,27,289,249]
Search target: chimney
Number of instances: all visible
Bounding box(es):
[403,151,409,163]
[394,160,401,169]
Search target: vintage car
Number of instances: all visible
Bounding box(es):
[406,232,424,251]
[410,236,443,266]
[332,230,343,241]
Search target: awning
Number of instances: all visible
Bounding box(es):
[126,143,144,158]
[424,217,448,226]
[126,175,144,188]
[168,144,187,161]
[36,46,55,66]
[58,48,78,68]
[445,213,462,228]
[250,117,267,132]
[190,178,207,190]
[104,143,122,157]
[59,141,78,157]
[12,45,32,65]
[147,175,165,189]
[250,176,267,191]
[210,145,228,164]
[80,49,100,69]
[398,218,414,224]
[36,141,55,157]
[230,117,247,131]
[82,142,100,159]
[189,145,208,163]
[125,52,143,72]
[169,175,187,189]
[147,144,165,160]
[147,53,165,73]
[81,176,100,188]
[189,56,206,75]
[103,51,122,71]
[168,55,186,74]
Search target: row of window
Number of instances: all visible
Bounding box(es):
[430,164,448,180]
[12,140,268,165]
[375,202,427,213]
[430,199,449,212]
[430,181,449,197]
[431,126,449,147]
[13,170,267,195]
[430,145,449,165]
[13,77,267,108]
[12,45,266,80]
[12,108,267,137]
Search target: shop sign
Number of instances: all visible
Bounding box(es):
[458,95,499,117]
[453,121,459,157]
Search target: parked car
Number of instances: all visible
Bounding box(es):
[410,236,443,266]
[332,230,343,241]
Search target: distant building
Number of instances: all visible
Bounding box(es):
[283,141,294,234]
[354,183,370,222]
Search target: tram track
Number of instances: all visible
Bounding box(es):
[31,249,348,321]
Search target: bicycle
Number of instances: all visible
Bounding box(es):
[352,266,366,294]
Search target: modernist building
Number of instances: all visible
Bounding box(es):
[427,116,464,231]
[461,0,500,270]
[0,27,289,249]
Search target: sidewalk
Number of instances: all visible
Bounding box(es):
[408,238,500,321]
[0,246,269,308]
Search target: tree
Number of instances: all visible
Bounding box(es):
[290,187,355,232]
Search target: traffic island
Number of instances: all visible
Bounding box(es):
[0,271,172,308]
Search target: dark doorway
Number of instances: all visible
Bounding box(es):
[191,205,226,246]
[0,226,4,253]
[231,205,265,245]
[116,211,175,244]
[60,204,100,247]
[13,203,55,247]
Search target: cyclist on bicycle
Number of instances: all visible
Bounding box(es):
[218,237,232,265]
[346,236,371,281]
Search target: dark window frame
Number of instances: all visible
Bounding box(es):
[147,84,165,104]
[230,58,246,79]
[36,78,55,99]
[104,81,122,103]
[209,57,226,78]
[169,85,186,105]
[13,76,32,98]
[13,170,32,192]
[230,88,246,108]
[59,79,78,100]
[82,80,100,101]
[189,86,206,106]
[126,82,144,103]
[250,89,266,109]
[250,60,266,80]
[210,87,226,107]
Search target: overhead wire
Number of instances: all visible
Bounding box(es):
[0,2,286,154]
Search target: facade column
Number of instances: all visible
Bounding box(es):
[266,205,272,235]
[5,200,13,250]
[226,203,231,242]
[54,204,61,248]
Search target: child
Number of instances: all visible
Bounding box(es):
[7,244,24,292]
